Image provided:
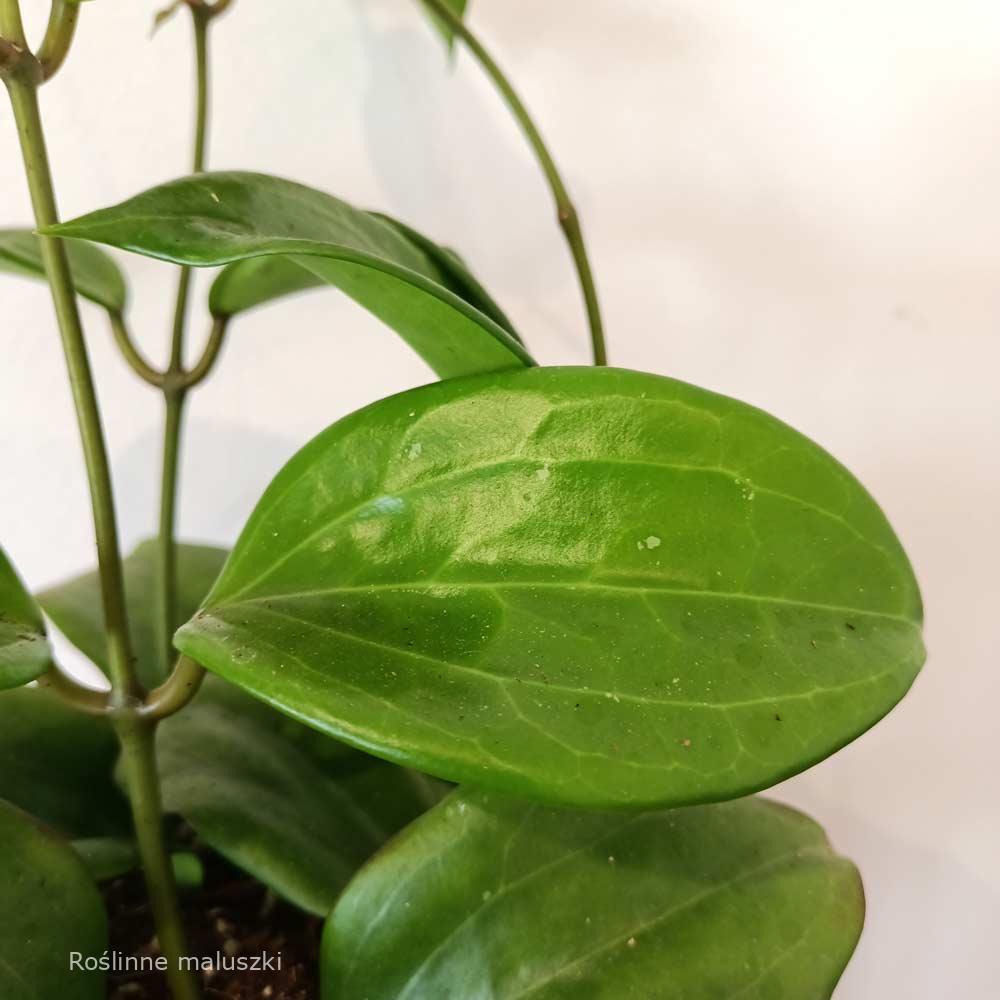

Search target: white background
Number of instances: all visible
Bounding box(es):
[2,1,998,995]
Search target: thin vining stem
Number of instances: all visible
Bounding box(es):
[156,7,211,677]
[1,7,200,996]
[2,68,139,704]
[418,0,608,365]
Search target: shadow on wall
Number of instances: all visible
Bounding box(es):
[112,418,299,551]
[348,0,546,285]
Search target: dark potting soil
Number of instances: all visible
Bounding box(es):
[103,850,321,1000]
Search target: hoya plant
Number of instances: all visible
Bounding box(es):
[0,2,924,998]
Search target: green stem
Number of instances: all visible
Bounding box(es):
[2,63,138,704]
[109,311,165,387]
[114,713,197,999]
[156,7,210,676]
[37,0,79,81]
[181,316,228,388]
[419,0,608,365]
[2,9,199,996]
[156,383,186,675]
[143,655,206,720]
[39,662,110,716]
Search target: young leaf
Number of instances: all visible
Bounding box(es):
[422,0,469,50]
[39,539,227,687]
[46,172,532,378]
[0,799,107,1000]
[209,254,326,318]
[0,228,126,312]
[0,547,51,689]
[155,678,448,915]
[72,836,140,881]
[175,366,924,809]
[322,790,864,1000]
[0,687,130,837]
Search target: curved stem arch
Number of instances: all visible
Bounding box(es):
[419,0,608,365]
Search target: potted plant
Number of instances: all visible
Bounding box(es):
[0,2,924,997]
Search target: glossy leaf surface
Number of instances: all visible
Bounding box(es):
[48,172,531,378]
[371,212,519,341]
[0,687,129,837]
[39,539,227,687]
[211,214,520,342]
[0,228,126,311]
[323,790,863,1000]
[0,800,107,1000]
[0,547,51,689]
[176,366,924,808]
[156,678,447,915]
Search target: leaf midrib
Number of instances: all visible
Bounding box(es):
[206,602,903,716]
[214,451,904,612]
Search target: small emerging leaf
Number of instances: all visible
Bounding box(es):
[73,837,139,881]
[0,547,51,690]
[176,367,924,809]
[0,687,129,837]
[155,678,448,914]
[47,172,531,378]
[323,790,864,1000]
[152,0,184,33]
[423,0,469,50]
[0,799,107,1000]
[39,539,227,687]
[0,228,126,312]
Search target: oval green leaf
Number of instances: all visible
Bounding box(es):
[0,799,107,1000]
[323,789,864,1000]
[175,366,924,808]
[156,678,448,915]
[0,228,126,312]
[0,547,51,690]
[0,687,129,837]
[39,539,228,687]
[46,172,532,378]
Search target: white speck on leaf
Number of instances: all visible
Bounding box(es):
[644,535,661,549]
[407,442,423,459]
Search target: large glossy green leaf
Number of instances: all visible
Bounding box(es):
[0,228,126,311]
[156,677,447,915]
[175,366,924,808]
[39,539,227,687]
[0,687,129,837]
[0,799,107,1000]
[47,172,532,378]
[322,789,863,1000]
[0,547,51,690]
[210,213,521,343]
